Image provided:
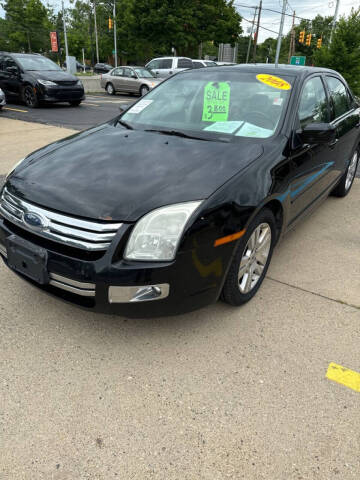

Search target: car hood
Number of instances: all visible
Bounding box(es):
[7,123,263,222]
[29,70,78,82]
[142,78,163,86]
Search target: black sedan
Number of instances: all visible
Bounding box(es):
[93,63,113,74]
[0,65,359,317]
[0,53,85,107]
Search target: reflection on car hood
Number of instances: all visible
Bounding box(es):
[7,123,263,222]
[29,70,79,82]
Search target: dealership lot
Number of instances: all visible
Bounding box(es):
[0,118,360,479]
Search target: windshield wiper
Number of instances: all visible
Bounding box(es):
[144,128,228,142]
[117,119,133,130]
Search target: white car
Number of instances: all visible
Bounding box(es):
[145,57,193,78]
[0,88,5,110]
[192,59,218,69]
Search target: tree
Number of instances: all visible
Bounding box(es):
[314,9,360,95]
[1,0,54,53]
[130,0,242,59]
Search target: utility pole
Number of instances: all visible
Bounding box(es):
[62,0,69,72]
[93,0,99,64]
[113,1,117,67]
[246,7,257,64]
[288,11,295,63]
[275,0,287,67]
[252,0,262,63]
[330,0,340,44]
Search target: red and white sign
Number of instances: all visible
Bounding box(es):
[50,31,59,53]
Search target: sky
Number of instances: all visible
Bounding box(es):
[0,0,359,44]
[235,0,360,42]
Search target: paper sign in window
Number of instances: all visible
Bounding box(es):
[202,82,230,122]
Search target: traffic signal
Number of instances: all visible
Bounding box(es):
[299,30,305,43]
[108,17,113,30]
[317,37,322,49]
[306,34,311,46]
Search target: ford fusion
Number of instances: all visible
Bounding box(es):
[0,65,359,317]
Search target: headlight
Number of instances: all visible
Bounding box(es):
[37,79,57,86]
[124,201,202,261]
[6,157,26,180]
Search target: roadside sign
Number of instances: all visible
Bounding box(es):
[50,31,59,53]
[290,56,306,66]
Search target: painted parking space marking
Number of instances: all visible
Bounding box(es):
[82,102,100,107]
[3,107,28,113]
[326,362,360,393]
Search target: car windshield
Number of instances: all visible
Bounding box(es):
[134,68,155,78]
[122,70,293,139]
[15,56,62,71]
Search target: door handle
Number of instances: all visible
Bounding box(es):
[329,138,339,148]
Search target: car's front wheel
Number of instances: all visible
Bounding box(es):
[140,85,149,96]
[221,208,276,306]
[23,85,39,108]
[332,148,359,197]
[106,83,115,95]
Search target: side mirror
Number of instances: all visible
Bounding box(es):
[299,123,336,145]
[118,103,131,113]
[6,66,18,75]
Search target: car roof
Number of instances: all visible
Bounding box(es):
[226,63,339,77]
[151,56,191,60]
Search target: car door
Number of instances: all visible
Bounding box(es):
[149,59,173,78]
[110,67,124,91]
[123,67,138,93]
[287,75,334,223]
[324,75,360,178]
[1,56,21,97]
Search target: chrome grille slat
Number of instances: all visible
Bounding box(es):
[0,188,122,251]
[49,273,96,296]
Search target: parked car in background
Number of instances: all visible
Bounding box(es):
[145,57,193,77]
[0,87,5,109]
[94,63,113,74]
[215,61,237,66]
[63,60,91,72]
[101,66,162,96]
[0,52,85,107]
[192,59,218,68]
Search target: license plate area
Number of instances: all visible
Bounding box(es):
[5,235,49,285]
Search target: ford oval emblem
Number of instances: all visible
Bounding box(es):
[23,212,48,231]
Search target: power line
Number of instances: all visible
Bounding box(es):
[235,2,312,22]
[242,16,282,35]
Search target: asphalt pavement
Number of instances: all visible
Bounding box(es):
[0,93,135,130]
[0,119,360,479]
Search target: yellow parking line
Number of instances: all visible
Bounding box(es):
[326,362,360,393]
[3,107,28,113]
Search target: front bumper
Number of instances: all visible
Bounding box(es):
[0,216,223,317]
[38,85,85,103]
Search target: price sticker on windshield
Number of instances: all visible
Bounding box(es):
[256,74,291,90]
[202,82,230,122]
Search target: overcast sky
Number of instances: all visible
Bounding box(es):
[1,0,359,44]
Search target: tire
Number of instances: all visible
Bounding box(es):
[23,85,39,108]
[331,148,359,197]
[69,100,82,106]
[140,85,149,96]
[106,83,115,95]
[221,208,276,306]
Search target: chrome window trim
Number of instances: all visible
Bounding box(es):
[49,273,95,297]
[0,188,122,251]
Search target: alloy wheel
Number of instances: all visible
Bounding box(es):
[106,83,114,95]
[24,86,37,107]
[141,86,149,96]
[238,223,272,294]
[345,151,358,191]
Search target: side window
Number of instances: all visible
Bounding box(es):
[192,61,203,69]
[177,58,193,69]
[298,76,329,128]
[159,59,172,69]
[111,68,123,76]
[4,56,17,71]
[326,76,351,118]
[147,60,160,70]
[123,68,132,78]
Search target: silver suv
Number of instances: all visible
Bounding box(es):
[145,57,193,78]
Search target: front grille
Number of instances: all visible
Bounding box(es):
[0,188,122,252]
[55,81,78,86]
